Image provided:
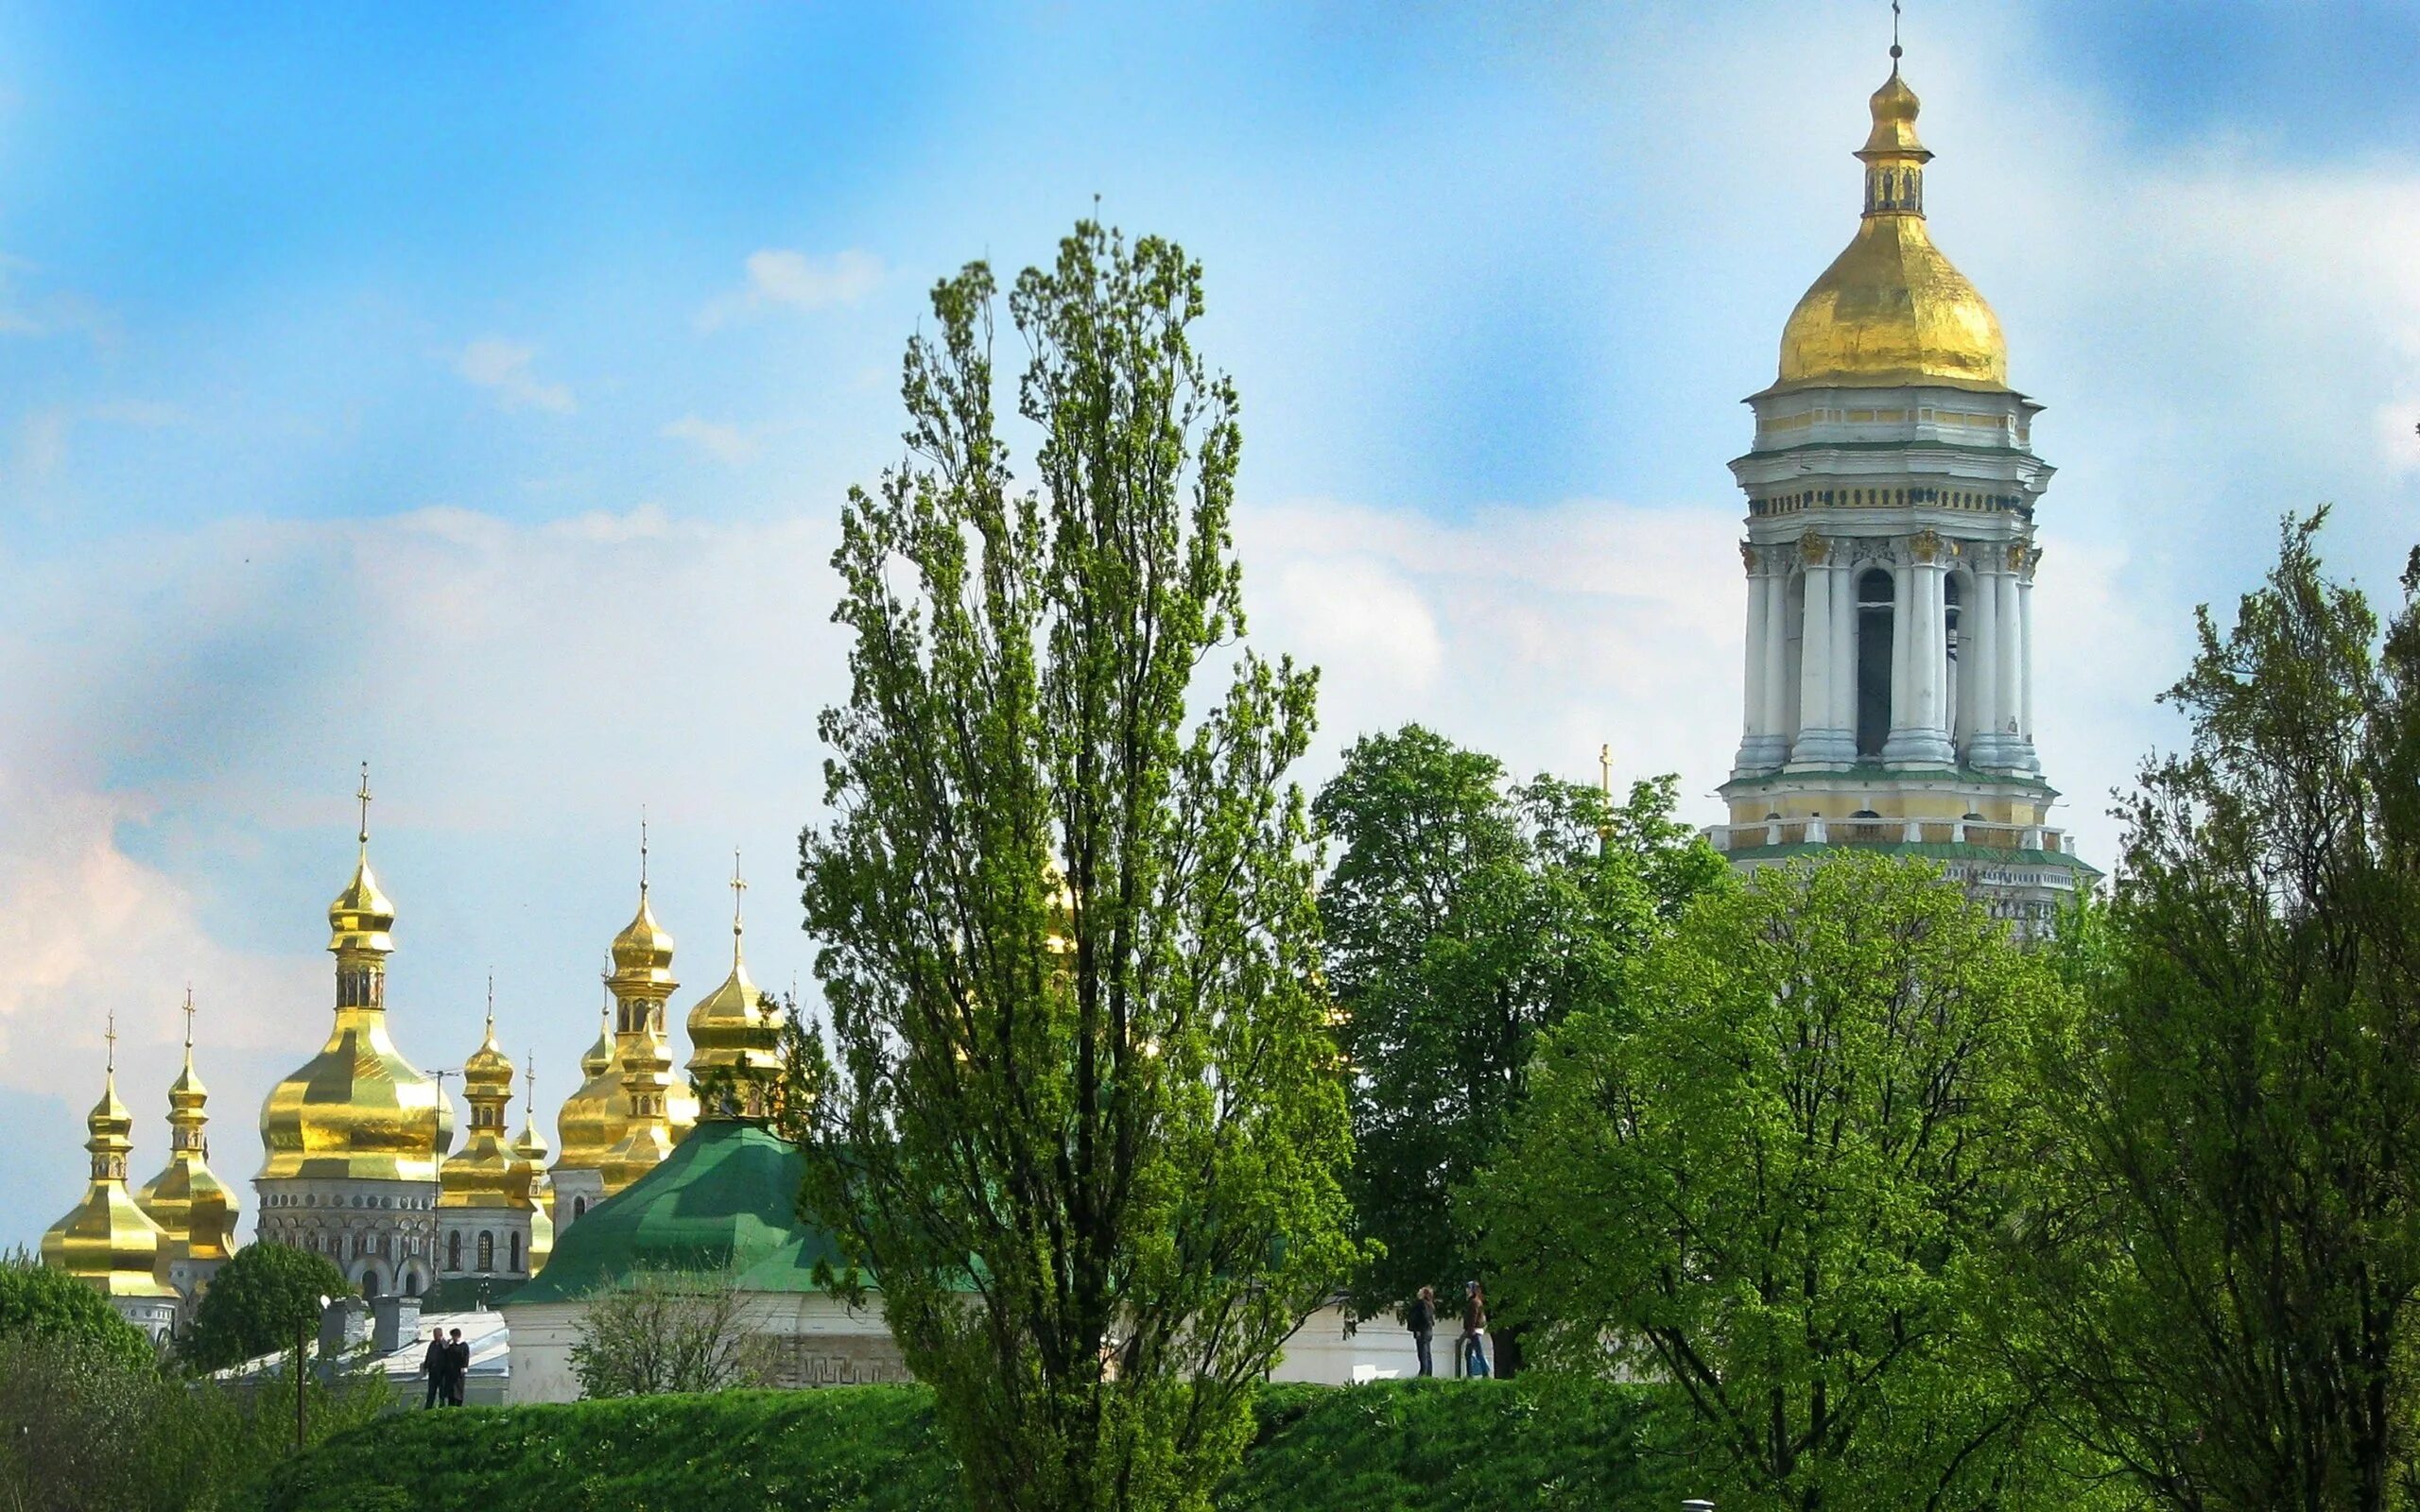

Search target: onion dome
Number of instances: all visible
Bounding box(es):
[136,992,240,1270]
[553,997,624,1175]
[441,988,521,1210]
[42,1020,177,1300]
[258,771,455,1184]
[610,894,677,993]
[685,853,784,1121]
[1771,64,2008,394]
[512,1058,555,1271]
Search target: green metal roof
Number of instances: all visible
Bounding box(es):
[503,1121,855,1305]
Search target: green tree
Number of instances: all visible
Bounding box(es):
[781,221,1361,1512]
[1310,726,1722,1342]
[0,1248,153,1371]
[1478,855,2070,1512]
[2009,513,2420,1512]
[569,1268,775,1398]
[181,1243,350,1373]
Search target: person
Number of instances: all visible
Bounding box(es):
[1461,1280,1490,1379]
[1408,1286,1437,1378]
[419,1328,448,1409]
[445,1327,470,1406]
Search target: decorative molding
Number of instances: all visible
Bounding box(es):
[1910,527,1945,564]
[1798,530,1832,566]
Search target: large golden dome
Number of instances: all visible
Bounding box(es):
[686,856,784,1120]
[258,808,454,1184]
[1772,67,2008,393]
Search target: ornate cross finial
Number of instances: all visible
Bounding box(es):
[182,985,196,1051]
[731,849,748,955]
[1599,743,1614,800]
[1891,0,1904,65]
[355,762,373,848]
[639,809,650,895]
[524,1053,537,1117]
[104,1009,117,1075]
[485,971,496,1032]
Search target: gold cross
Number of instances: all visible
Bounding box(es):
[182,985,196,1051]
[355,762,373,845]
[104,1009,117,1074]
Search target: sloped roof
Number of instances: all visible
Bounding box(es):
[504,1121,854,1304]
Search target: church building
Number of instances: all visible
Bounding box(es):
[1703,52,2096,927]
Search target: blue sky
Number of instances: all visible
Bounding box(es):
[6,2,2419,1249]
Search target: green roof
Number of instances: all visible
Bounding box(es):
[503,1122,854,1305]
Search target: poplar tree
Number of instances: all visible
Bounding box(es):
[784,222,1359,1512]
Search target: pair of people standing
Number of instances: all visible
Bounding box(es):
[419,1327,471,1407]
[1407,1281,1489,1379]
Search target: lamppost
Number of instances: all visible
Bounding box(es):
[296,1291,330,1450]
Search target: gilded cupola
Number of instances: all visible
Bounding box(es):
[257,768,455,1185]
[440,984,520,1210]
[42,1017,178,1302]
[511,1057,555,1271]
[598,825,700,1195]
[136,991,240,1280]
[1771,59,2008,394]
[686,852,784,1122]
[553,994,624,1175]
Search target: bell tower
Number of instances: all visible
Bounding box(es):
[1708,52,2095,931]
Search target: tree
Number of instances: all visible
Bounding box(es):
[782,221,1361,1512]
[1311,726,1723,1342]
[181,1243,350,1373]
[1478,855,2070,1512]
[0,1248,153,1371]
[2008,513,2420,1512]
[568,1268,775,1399]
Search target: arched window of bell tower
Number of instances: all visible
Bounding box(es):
[1857,568,1894,758]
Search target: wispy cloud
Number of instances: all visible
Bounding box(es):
[697,249,884,332]
[661,414,760,467]
[17,400,188,482]
[454,338,576,415]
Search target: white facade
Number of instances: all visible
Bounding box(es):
[254,1177,441,1299]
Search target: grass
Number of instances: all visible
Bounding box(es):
[259,1378,1690,1512]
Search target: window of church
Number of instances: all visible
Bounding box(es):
[510,1232,523,1272]
[478,1231,494,1272]
[1857,568,1894,758]
[448,1232,462,1270]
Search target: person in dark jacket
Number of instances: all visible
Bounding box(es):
[1461,1280,1490,1379]
[445,1328,470,1406]
[1408,1286,1437,1378]
[419,1329,448,1408]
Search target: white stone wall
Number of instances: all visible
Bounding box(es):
[253,1176,440,1297]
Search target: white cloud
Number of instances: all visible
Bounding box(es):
[697,249,884,332]
[16,400,187,482]
[454,338,576,415]
[662,415,761,467]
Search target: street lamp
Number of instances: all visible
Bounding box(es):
[295,1291,331,1450]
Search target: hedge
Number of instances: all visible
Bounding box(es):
[259,1378,1690,1512]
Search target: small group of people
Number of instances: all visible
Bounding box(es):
[1406,1280,1491,1379]
[419,1327,472,1407]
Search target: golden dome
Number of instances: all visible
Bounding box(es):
[512,1105,555,1272]
[441,998,520,1210]
[685,855,784,1120]
[43,1027,177,1300]
[610,891,677,988]
[553,1002,624,1174]
[137,996,240,1269]
[1772,67,2009,394]
[259,807,454,1184]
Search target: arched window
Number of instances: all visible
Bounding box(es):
[574,1196,589,1220]
[477,1231,494,1272]
[447,1231,462,1271]
[510,1232,524,1273]
[1857,567,1895,758]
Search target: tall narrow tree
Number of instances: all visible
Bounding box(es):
[784,222,1359,1512]
[2012,513,2420,1512]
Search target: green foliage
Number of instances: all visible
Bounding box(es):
[783,219,1362,1512]
[2008,512,2420,1511]
[0,1323,388,1511]
[570,1268,776,1398]
[181,1242,352,1372]
[0,1246,154,1371]
[258,1381,1688,1512]
[1478,854,2074,1512]
[1311,726,1723,1331]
